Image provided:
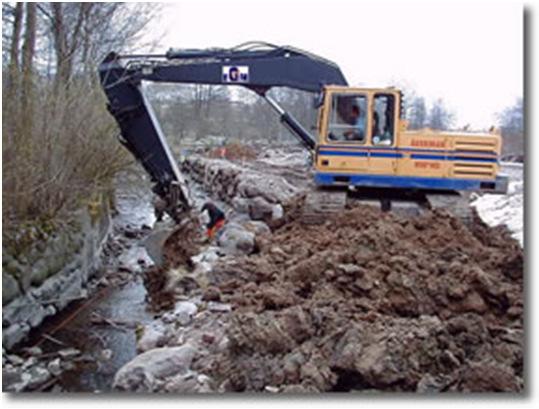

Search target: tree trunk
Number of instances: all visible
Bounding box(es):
[9,2,23,76]
[21,2,36,133]
[52,2,69,86]
[21,2,36,79]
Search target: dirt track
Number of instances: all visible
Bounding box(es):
[192,204,523,392]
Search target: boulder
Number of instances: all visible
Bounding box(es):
[113,345,196,392]
[2,272,21,305]
[137,321,169,352]
[242,220,271,236]
[248,197,274,221]
[217,224,255,255]
[236,174,298,204]
[163,371,214,393]
[162,301,198,326]
[231,197,250,214]
[2,323,30,350]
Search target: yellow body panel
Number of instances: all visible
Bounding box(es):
[315,86,501,182]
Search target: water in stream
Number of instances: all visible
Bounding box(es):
[20,184,158,392]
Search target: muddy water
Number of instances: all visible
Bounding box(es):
[23,186,157,392]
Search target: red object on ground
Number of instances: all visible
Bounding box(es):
[207,218,225,239]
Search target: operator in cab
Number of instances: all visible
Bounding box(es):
[344,105,365,141]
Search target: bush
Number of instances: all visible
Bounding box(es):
[2,73,130,242]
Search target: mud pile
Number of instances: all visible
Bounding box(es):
[201,205,523,392]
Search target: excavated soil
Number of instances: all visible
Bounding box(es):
[197,205,523,392]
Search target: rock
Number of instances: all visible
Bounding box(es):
[208,302,232,313]
[25,346,43,357]
[23,365,51,390]
[242,220,271,236]
[217,225,255,255]
[459,291,488,314]
[272,204,284,221]
[231,197,250,213]
[137,322,168,352]
[248,197,275,221]
[100,349,113,361]
[57,348,81,359]
[2,366,24,392]
[22,356,38,370]
[236,173,298,204]
[3,295,43,327]
[7,354,24,366]
[459,361,520,392]
[202,286,221,302]
[28,304,49,328]
[162,301,198,326]
[2,272,21,305]
[337,263,364,276]
[202,333,215,344]
[354,275,374,291]
[2,323,30,350]
[164,371,214,393]
[113,345,196,392]
[47,358,62,376]
[354,341,404,387]
[417,373,450,393]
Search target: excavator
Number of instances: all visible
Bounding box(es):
[98,41,508,228]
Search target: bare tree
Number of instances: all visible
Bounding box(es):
[21,2,36,120]
[427,98,454,130]
[498,98,523,156]
[2,1,159,231]
[8,2,23,76]
[407,96,427,130]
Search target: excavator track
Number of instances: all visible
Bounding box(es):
[425,192,473,225]
[301,189,347,224]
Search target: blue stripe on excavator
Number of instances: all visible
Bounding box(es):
[314,172,507,192]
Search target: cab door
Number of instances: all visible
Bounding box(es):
[317,92,369,173]
[368,92,398,175]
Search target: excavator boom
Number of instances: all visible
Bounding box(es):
[98,42,348,220]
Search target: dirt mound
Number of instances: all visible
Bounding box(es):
[144,218,203,311]
[202,206,523,392]
[207,143,257,161]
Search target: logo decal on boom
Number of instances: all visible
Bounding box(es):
[222,66,249,83]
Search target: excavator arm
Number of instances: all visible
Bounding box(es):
[98,42,348,221]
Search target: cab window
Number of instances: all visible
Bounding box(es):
[327,94,367,143]
[372,93,395,146]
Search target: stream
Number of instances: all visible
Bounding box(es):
[13,174,229,392]
[15,181,158,392]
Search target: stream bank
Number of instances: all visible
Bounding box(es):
[3,176,157,392]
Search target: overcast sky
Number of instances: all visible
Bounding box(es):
[152,0,523,129]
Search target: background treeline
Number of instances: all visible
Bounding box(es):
[2,2,158,236]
